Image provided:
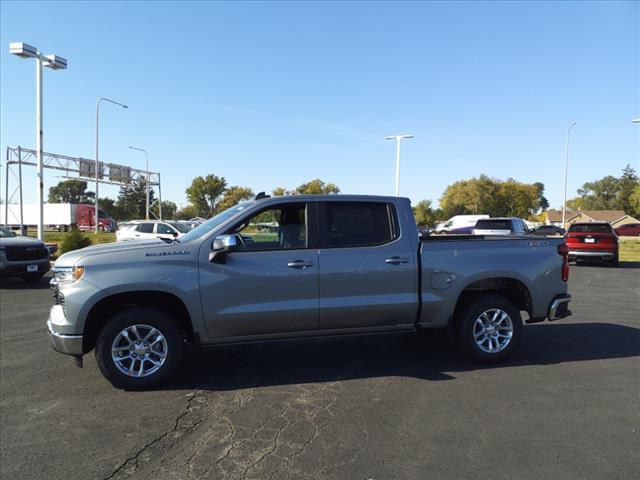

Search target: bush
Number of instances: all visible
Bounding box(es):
[59,230,93,254]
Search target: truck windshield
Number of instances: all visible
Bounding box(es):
[179,202,255,242]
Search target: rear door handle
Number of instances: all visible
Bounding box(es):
[287,260,314,269]
[385,256,409,265]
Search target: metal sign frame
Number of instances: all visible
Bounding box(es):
[3,146,163,228]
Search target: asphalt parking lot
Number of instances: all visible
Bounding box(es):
[1,263,639,480]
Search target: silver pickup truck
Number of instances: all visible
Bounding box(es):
[48,195,572,389]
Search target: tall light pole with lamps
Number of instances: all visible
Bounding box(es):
[128,146,150,220]
[9,42,67,241]
[385,134,414,196]
[95,98,127,233]
[562,121,577,229]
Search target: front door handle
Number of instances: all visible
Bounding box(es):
[385,256,409,265]
[287,260,314,269]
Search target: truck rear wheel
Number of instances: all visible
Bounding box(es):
[456,294,522,363]
[95,307,184,390]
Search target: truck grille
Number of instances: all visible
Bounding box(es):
[5,246,48,261]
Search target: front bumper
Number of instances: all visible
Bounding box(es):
[548,294,572,321]
[47,306,83,356]
[0,258,50,277]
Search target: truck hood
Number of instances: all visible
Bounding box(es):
[0,235,45,248]
[54,238,170,266]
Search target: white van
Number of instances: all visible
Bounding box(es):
[435,214,489,233]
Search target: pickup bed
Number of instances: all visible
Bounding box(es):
[48,195,572,389]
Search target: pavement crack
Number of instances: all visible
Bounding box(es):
[101,390,207,480]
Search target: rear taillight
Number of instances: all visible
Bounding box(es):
[558,243,569,282]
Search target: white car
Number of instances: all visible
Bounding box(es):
[116,220,192,241]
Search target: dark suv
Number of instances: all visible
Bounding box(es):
[0,227,51,282]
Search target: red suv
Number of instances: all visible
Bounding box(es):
[566,222,619,266]
[614,223,640,237]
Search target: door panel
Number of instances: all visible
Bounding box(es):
[199,202,319,338]
[317,202,418,330]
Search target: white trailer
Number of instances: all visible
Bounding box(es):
[1,203,77,230]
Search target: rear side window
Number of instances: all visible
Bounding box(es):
[568,224,613,233]
[136,223,154,233]
[321,202,396,248]
[475,220,512,230]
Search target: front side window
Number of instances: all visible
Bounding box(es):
[156,223,175,234]
[136,223,154,233]
[321,202,395,248]
[229,203,307,251]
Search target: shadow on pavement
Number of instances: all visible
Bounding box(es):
[0,274,51,290]
[164,322,640,391]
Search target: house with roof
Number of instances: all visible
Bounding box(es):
[545,209,640,228]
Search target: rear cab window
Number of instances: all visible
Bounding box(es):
[474,220,512,230]
[568,224,614,234]
[319,202,398,248]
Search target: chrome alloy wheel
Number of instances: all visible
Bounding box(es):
[111,324,168,378]
[473,308,513,354]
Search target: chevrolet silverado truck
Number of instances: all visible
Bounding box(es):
[48,195,572,389]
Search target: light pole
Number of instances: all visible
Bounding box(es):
[562,121,577,229]
[129,146,150,220]
[9,42,67,241]
[95,98,127,233]
[385,134,414,196]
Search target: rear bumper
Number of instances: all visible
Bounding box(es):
[568,250,616,259]
[548,294,572,321]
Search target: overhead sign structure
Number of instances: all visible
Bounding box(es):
[3,146,163,228]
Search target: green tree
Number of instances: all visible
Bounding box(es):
[175,204,199,220]
[440,175,542,218]
[629,184,640,218]
[48,180,94,204]
[533,182,550,211]
[98,197,117,217]
[185,175,227,216]
[618,165,639,215]
[217,186,254,211]
[272,187,288,196]
[115,177,156,220]
[413,199,443,227]
[152,200,177,220]
[293,179,340,195]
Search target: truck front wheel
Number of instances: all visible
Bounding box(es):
[95,307,184,389]
[456,294,522,363]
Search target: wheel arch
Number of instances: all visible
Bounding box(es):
[451,276,532,328]
[82,291,195,354]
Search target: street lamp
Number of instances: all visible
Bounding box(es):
[95,98,127,233]
[562,121,577,228]
[385,134,414,196]
[128,146,150,220]
[9,42,67,241]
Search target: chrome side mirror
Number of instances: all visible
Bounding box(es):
[209,234,239,263]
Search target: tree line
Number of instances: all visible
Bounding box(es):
[46,163,639,226]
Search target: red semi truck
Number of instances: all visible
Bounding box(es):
[1,203,116,232]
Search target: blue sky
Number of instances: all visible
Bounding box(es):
[1,1,638,210]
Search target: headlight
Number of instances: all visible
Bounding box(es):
[53,266,85,284]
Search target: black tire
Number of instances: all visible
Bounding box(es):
[455,294,522,363]
[21,273,45,284]
[95,307,184,390]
